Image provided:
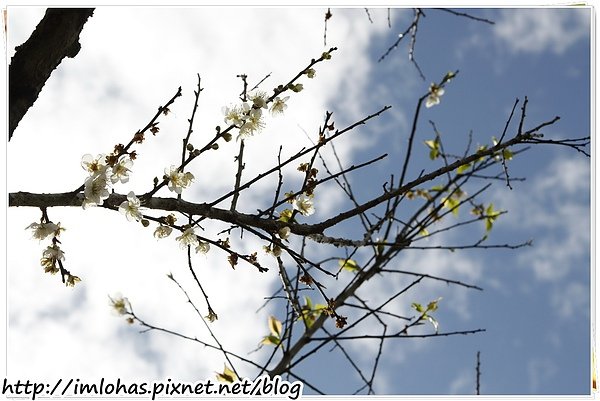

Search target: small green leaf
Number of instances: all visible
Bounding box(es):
[484,203,501,232]
[278,209,293,223]
[411,302,424,313]
[430,185,445,192]
[424,139,437,149]
[338,258,360,273]
[442,196,460,216]
[427,297,442,312]
[304,296,313,310]
[216,365,238,383]
[260,335,281,347]
[476,145,488,162]
[424,139,440,160]
[419,228,429,237]
[457,163,471,174]
[268,315,282,338]
[502,148,513,160]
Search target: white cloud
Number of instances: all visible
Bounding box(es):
[494,157,590,282]
[551,281,589,320]
[493,8,590,55]
[527,357,558,393]
[448,369,474,395]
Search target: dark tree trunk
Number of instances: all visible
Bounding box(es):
[9,8,95,140]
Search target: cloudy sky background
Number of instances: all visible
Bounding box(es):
[2,4,593,396]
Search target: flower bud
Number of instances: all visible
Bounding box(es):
[186,143,194,151]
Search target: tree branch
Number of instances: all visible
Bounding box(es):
[9,8,95,139]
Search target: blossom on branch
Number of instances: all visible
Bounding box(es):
[40,244,65,274]
[81,153,107,176]
[293,195,315,216]
[82,172,111,209]
[165,165,195,194]
[154,225,173,239]
[118,191,143,222]
[425,83,445,108]
[195,242,210,254]
[238,108,265,139]
[249,91,268,109]
[176,227,199,249]
[222,104,247,127]
[26,222,63,241]
[66,274,81,287]
[110,156,133,184]
[270,96,289,116]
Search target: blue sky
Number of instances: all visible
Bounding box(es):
[3,5,592,397]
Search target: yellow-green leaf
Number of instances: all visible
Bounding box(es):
[338,258,360,273]
[411,302,424,313]
[442,196,460,216]
[268,315,282,338]
[424,139,440,160]
[260,335,281,347]
[278,209,293,223]
[503,148,513,160]
[304,295,313,310]
[457,163,471,174]
[427,297,442,312]
[216,365,238,383]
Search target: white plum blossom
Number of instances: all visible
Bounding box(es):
[270,96,289,116]
[111,156,133,184]
[238,108,264,139]
[40,244,65,274]
[222,103,248,126]
[165,165,195,194]
[82,172,111,209]
[195,242,210,254]
[154,225,173,239]
[118,191,143,222]
[293,195,315,216]
[425,84,445,108]
[81,154,108,176]
[249,91,268,109]
[176,227,199,249]
[26,222,63,241]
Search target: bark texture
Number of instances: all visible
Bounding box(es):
[9,8,95,140]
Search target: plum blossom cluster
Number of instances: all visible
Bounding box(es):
[222,92,275,140]
[26,219,80,286]
[81,153,133,209]
[221,59,324,141]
